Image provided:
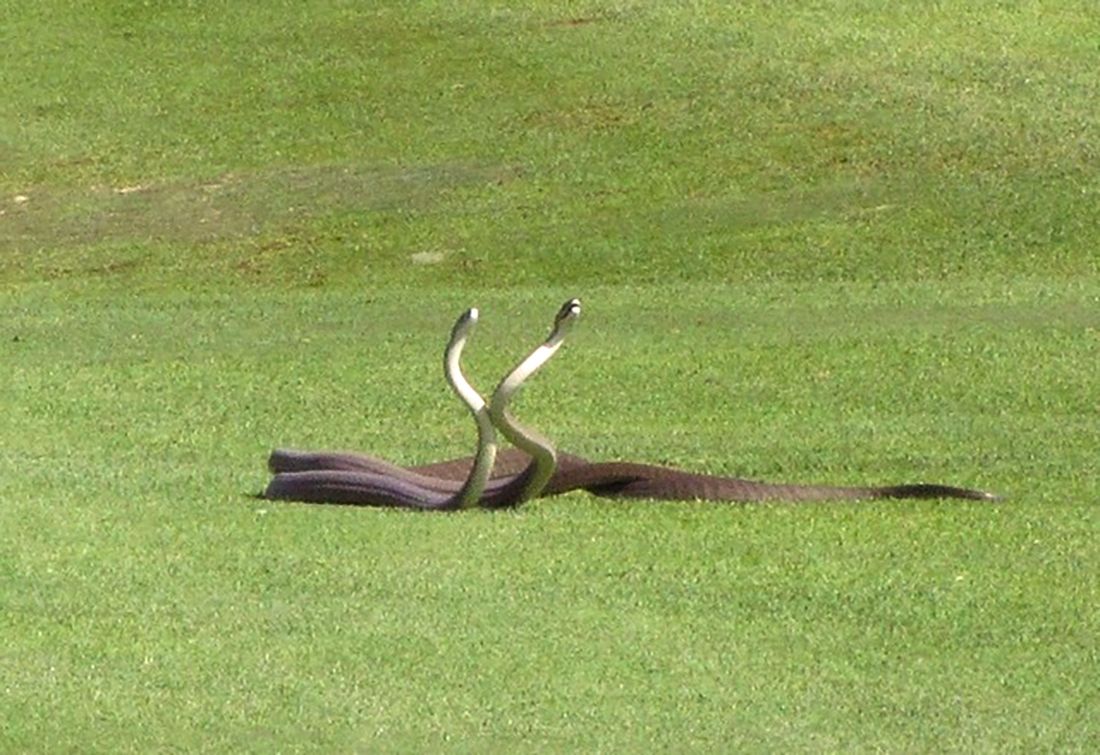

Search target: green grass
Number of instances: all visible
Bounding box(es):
[3,1,1098,751]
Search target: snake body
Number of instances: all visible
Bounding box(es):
[265,307,496,510]
[264,300,581,508]
[266,298,997,506]
[273,446,997,503]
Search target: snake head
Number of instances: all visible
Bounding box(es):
[553,298,581,331]
[450,307,479,340]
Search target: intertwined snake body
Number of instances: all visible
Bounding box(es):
[266,297,996,506]
[264,300,582,508]
[272,447,996,503]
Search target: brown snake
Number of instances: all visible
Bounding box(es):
[269,446,998,504]
[265,300,997,507]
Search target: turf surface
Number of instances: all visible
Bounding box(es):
[2,1,1098,751]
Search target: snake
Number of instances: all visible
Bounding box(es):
[263,299,581,508]
[267,302,997,504]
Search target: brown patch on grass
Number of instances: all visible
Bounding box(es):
[0,162,508,257]
[36,255,146,282]
[522,99,637,132]
[546,16,604,28]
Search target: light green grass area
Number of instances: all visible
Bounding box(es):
[2,2,1098,751]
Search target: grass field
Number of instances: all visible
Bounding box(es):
[3,1,1098,751]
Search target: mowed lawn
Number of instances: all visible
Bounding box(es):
[2,2,1098,751]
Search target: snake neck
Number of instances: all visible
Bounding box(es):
[484,303,577,504]
[455,410,498,508]
[442,307,499,508]
[490,405,557,502]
